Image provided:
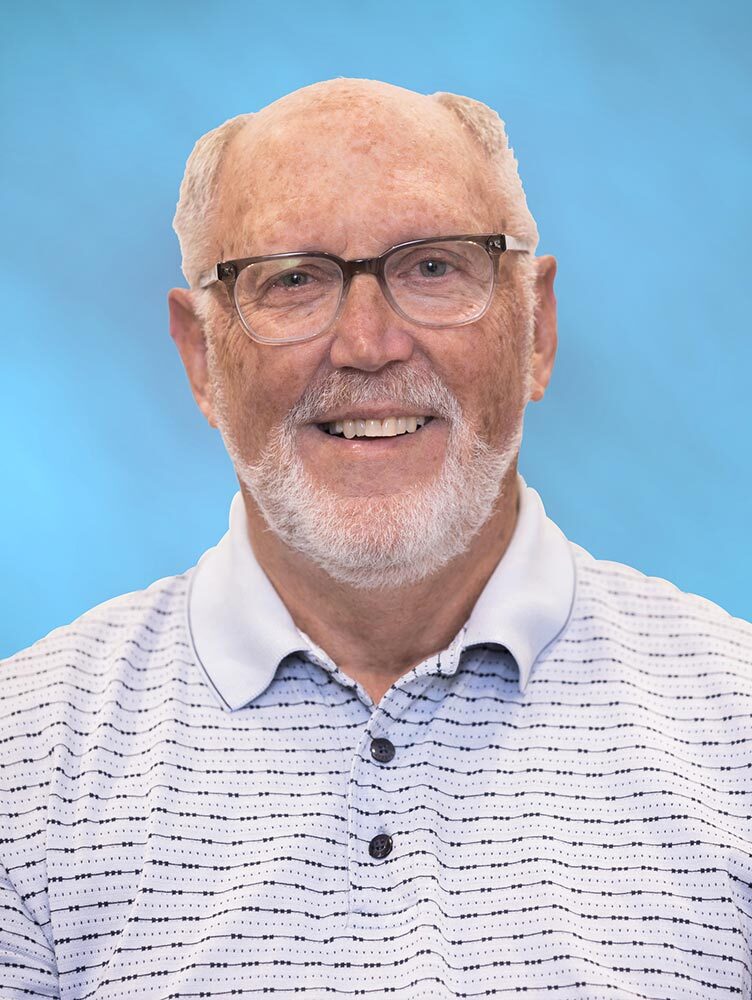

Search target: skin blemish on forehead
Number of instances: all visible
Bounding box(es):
[216,96,499,263]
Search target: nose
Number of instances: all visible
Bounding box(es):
[327,272,416,372]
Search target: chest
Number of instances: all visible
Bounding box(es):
[41,671,752,998]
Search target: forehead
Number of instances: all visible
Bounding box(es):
[215,89,496,258]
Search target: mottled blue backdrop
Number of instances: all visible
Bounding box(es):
[2,0,750,657]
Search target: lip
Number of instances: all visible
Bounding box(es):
[306,406,438,425]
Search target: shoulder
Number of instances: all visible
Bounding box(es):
[567,541,752,671]
[0,568,197,751]
[0,569,201,922]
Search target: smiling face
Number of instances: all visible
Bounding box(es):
[173,81,556,588]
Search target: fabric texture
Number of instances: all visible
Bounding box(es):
[2,478,751,999]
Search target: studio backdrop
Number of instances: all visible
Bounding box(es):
[1,0,750,657]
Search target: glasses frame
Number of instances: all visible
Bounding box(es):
[196,232,534,346]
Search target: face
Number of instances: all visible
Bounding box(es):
[171,84,557,588]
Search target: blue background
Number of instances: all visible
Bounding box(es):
[2,0,750,657]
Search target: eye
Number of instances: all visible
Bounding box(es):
[392,249,462,282]
[418,258,448,278]
[275,270,313,289]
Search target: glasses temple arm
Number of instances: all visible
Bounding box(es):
[196,265,219,289]
[503,235,535,253]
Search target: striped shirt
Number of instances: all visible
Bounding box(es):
[2,475,751,999]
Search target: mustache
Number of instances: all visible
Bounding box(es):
[287,366,460,426]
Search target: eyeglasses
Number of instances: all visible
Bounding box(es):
[197,233,534,346]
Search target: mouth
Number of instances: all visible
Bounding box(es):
[315,415,435,439]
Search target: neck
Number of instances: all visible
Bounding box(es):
[240,466,520,703]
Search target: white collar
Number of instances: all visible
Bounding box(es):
[186,474,576,711]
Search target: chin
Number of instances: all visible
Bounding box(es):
[243,451,517,589]
[225,398,524,588]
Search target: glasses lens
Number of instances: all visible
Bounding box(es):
[384,240,494,326]
[234,256,343,343]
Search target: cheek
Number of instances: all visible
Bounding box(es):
[447,297,529,442]
[209,327,264,452]
[214,329,326,455]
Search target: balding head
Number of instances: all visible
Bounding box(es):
[167,78,558,591]
[173,78,539,292]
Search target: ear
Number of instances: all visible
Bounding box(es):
[168,288,218,429]
[528,255,558,403]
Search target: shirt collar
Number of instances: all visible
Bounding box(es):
[186,474,576,711]
[461,475,576,693]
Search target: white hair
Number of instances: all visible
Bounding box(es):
[172,82,540,294]
[172,111,254,293]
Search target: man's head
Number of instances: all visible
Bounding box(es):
[169,78,557,588]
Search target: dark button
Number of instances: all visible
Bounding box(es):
[368,833,393,859]
[370,737,395,764]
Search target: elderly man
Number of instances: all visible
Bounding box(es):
[2,78,751,1000]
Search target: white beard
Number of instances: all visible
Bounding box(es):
[208,350,527,590]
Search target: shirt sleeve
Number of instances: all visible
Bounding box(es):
[0,857,59,998]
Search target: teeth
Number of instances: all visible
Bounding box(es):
[325,415,431,438]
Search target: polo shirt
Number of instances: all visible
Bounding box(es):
[2,474,751,999]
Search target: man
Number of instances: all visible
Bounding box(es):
[1,78,750,1000]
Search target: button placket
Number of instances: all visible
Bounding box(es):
[366,738,396,863]
[345,696,404,922]
[345,673,443,929]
